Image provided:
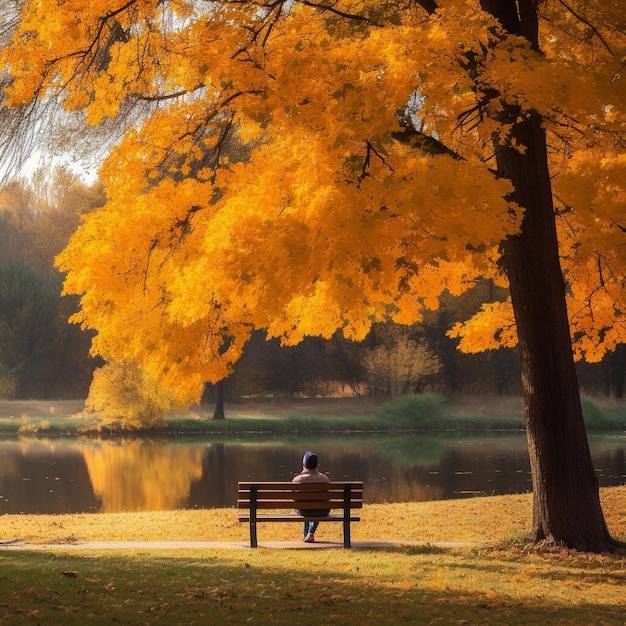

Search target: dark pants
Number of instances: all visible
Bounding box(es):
[296,509,330,536]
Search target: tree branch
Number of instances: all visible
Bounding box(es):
[300,0,383,25]
[557,0,614,55]
[391,125,464,161]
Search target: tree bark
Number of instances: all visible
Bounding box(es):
[212,379,226,420]
[411,0,618,550]
[607,345,626,398]
[479,0,617,551]
[497,110,617,551]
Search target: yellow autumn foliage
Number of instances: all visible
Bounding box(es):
[85,361,183,427]
[2,1,624,402]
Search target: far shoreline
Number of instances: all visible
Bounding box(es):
[0,395,623,437]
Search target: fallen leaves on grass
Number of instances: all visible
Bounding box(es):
[0,486,623,547]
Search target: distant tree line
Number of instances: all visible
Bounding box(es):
[0,168,104,398]
[0,170,624,402]
[217,294,625,403]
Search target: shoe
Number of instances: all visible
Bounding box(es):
[304,534,315,543]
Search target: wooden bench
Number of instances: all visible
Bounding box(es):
[238,481,363,548]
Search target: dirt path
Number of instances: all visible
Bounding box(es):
[0,539,476,551]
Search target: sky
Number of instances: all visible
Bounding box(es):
[19,151,99,185]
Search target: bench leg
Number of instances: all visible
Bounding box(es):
[250,486,258,548]
[343,518,351,548]
[343,484,352,548]
[250,520,257,548]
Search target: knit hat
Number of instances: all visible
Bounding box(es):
[303,451,318,470]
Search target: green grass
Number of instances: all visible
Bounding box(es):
[580,396,626,430]
[0,416,89,436]
[377,392,446,427]
[0,395,623,436]
[1,545,624,625]
[166,413,384,434]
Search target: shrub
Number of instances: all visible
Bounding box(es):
[17,419,50,435]
[85,361,183,429]
[581,397,609,429]
[363,333,441,397]
[378,392,445,428]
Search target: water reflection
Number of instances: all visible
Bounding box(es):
[82,440,205,511]
[0,441,100,514]
[0,433,623,514]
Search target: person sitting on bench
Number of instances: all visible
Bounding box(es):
[292,451,330,543]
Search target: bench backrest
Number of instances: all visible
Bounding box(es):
[238,481,363,511]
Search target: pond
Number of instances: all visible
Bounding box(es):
[0,432,624,514]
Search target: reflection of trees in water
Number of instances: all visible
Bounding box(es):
[365,435,446,465]
[81,439,204,512]
[187,437,535,506]
[0,443,20,474]
[84,437,621,511]
[189,443,226,508]
[435,441,532,498]
[0,442,99,514]
[187,443,446,507]
[591,446,625,482]
[0,436,622,513]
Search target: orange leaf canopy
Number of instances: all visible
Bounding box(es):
[3,1,623,402]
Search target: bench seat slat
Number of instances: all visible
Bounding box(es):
[237,491,363,499]
[238,491,363,502]
[238,481,363,489]
[238,514,361,522]
[238,499,363,509]
[238,489,363,498]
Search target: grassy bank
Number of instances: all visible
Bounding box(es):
[0,488,624,625]
[1,396,624,436]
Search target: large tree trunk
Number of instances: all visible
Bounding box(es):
[482,0,618,552]
[410,0,618,551]
[499,111,616,551]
